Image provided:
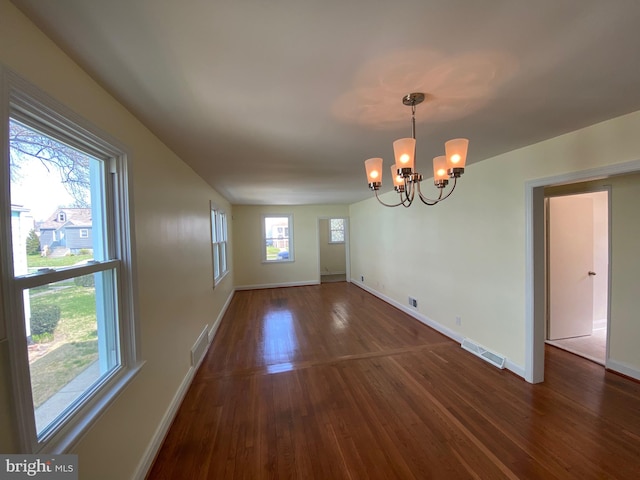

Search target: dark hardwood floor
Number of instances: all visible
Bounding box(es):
[147,283,640,479]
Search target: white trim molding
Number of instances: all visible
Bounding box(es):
[525,158,640,384]
[351,280,525,378]
[133,288,235,480]
[235,280,319,291]
[607,360,640,382]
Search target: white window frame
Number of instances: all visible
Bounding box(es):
[328,218,346,244]
[0,68,142,453]
[261,214,294,263]
[79,228,89,239]
[210,202,228,286]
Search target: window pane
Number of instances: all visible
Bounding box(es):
[213,244,220,280]
[264,216,290,261]
[331,230,345,242]
[221,213,227,242]
[25,270,119,437]
[211,207,228,283]
[330,218,344,230]
[9,119,100,273]
[211,210,218,243]
[330,218,345,242]
[220,242,227,273]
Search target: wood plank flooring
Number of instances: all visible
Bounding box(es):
[147,283,640,479]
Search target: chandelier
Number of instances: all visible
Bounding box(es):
[364,93,468,207]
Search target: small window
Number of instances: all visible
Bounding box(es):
[79,228,89,238]
[211,204,228,285]
[58,212,66,222]
[329,218,345,243]
[263,214,293,262]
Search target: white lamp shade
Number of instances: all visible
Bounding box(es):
[444,138,469,168]
[445,138,468,169]
[390,164,404,188]
[393,138,416,172]
[433,156,448,182]
[364,157,383,184]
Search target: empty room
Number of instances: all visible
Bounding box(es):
[1,1,640,479]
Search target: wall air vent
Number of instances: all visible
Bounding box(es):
[461,338,506,369]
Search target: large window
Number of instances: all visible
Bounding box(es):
[262,214,293,262]
[211,203,228,285]
[2,72,139,452]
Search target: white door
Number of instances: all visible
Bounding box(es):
[548,195,595,340]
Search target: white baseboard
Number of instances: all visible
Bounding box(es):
[208,289,234,344]
[235,280,319,290]
[321,271,346,276]
[505,359,526,378]
[350,279,525,379]
[133,288,235,480]
[607,359,640,381]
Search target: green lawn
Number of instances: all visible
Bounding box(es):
[29,281,99,408]
[30,341,98,408]
[27,253,93,269]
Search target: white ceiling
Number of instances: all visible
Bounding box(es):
[11,0,640,205]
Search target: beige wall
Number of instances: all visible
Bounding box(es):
[319,218,347,275]
[0,1,233,477]
[233,205,348,288]
[350,110,640,374]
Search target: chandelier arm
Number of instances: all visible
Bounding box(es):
[374,189,406,207]
[401,177,411,203]
[398,185,413,207]
[400,191,412,207]
[404,177,417,205]
[416,177,458,205]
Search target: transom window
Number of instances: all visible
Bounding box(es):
[2,71,139,452]
[262,214,294,262]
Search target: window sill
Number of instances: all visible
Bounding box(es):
[214,269,230,288]
[41,361,145,454]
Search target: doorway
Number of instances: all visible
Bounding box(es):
[545,190,609,365]
[318,218,349,283]
[526,159,640,384]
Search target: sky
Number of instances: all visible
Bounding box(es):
[10,157,78,222]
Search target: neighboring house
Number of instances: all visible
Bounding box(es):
[11,204,33,276]
[270,221,289,250]
[11,204,33,337]
[38,208,93,254]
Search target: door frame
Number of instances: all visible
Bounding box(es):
[545,188,610,352]
[316,216,350,283]
[525,159,640,383]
